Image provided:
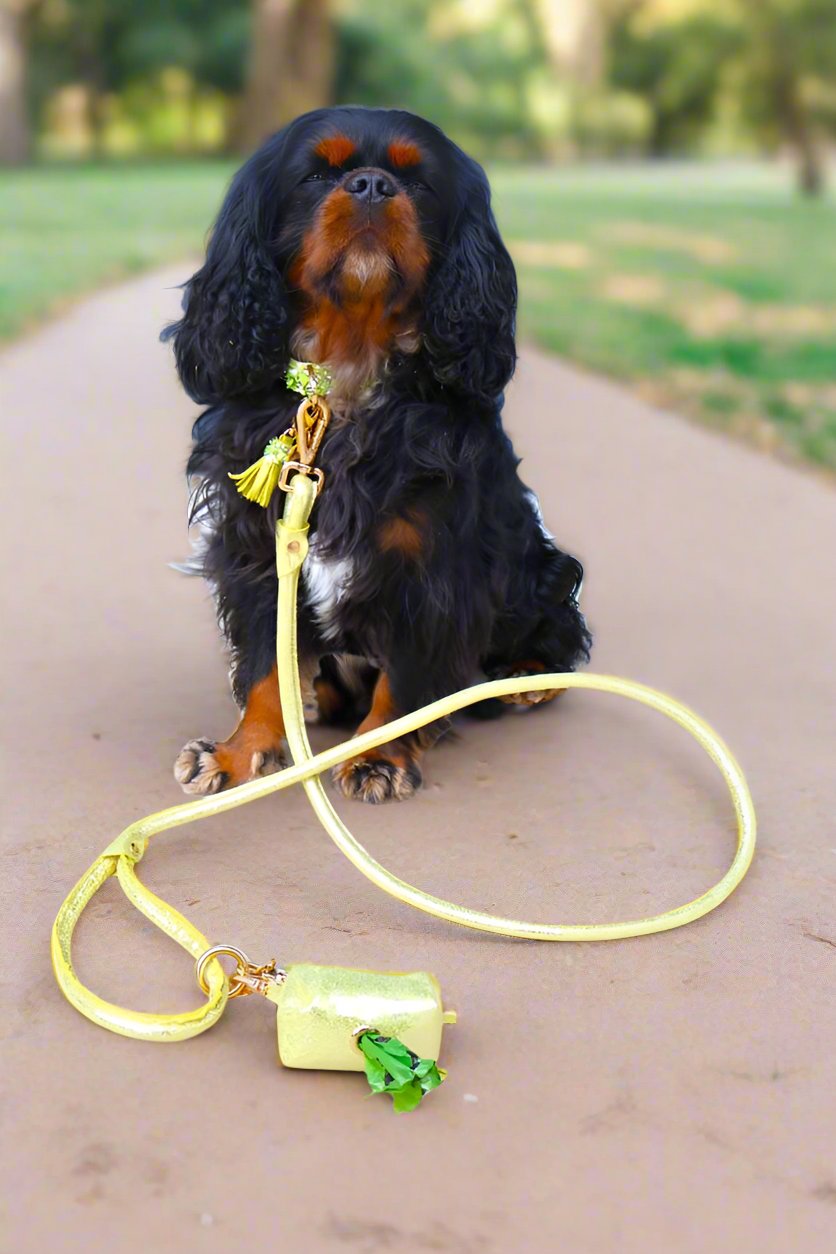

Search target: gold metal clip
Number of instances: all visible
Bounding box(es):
[278,461,325,495]
[195,945,287,1000]
[295,396,331,467]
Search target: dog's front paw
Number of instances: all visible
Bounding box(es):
[332,750,422,804]
[174,737,286,794]
[497,663,564,709]
[174,738,225,794]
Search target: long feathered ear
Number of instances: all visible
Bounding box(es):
[422,163,517,405]
[162,141,291,404]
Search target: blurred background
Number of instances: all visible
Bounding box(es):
[2,0,835,469]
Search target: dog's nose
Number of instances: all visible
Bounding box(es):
[343,168,397,204]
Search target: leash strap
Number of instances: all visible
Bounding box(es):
[52,474,757,1041]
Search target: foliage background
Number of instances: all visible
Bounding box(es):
[1,0,834,470]
[6,0,835,186]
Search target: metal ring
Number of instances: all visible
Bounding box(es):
[279,462,326,495]
[195,944,250,998]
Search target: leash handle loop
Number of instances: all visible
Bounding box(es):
[51,847,229,1042]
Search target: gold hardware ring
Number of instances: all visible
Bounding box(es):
[195,945,252,998]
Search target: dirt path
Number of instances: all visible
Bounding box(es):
[2,266,834,1253]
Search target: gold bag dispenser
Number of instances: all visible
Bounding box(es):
[265,963,457,1071]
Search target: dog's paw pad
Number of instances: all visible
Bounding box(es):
[174,738,227,794]
[332,756,422,804]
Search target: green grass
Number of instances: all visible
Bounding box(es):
[2,159,835,468]
[0,161,234,338]
[492,162,836,468]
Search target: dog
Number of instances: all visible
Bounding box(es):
[165,106,591,804]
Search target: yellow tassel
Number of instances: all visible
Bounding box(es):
[229,434,295,508]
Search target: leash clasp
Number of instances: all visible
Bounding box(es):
[195,945,287,1000]
[278,394,330,495]
[294,396,330,468]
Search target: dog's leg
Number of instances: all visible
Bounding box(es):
[331,673,426,804]
[304,654,377,727]
[482,539,591,713]
[174,664,288,795]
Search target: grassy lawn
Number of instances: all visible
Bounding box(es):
[2,160,834,469]
[0,162,234,338]
[494,162,836,470]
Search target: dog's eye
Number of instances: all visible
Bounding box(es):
[303,170,336,184]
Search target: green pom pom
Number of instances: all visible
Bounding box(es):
[357,1031,447,1113]
[285,359,333,398]
[264,433,295,463]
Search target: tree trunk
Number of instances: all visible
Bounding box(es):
[797,144,824,197]
[237,0,334,153]
[0,4,30,164]
[774,68,825,197]
[786,92,825,197]
[535,0,606,88]
[743,0,827,198]
[533,0,610,157]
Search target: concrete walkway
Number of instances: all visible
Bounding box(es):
[2,267,834,1253]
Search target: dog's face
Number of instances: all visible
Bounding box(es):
[280,116,446,313]
[166,107,517,407]
[277,113,452,384]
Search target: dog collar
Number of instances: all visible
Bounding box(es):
[227,361,333,507]
[285,359,333,399]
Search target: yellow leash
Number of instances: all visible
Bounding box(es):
[52,469,757,1045]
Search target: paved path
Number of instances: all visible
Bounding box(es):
[2,267,834,1253]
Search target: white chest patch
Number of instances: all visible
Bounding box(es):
[303,539,354,641]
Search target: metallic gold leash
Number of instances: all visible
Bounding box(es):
[51,362,757,1076]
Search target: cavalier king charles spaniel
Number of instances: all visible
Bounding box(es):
[166,106,591,804]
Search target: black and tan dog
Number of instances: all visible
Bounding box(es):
[166,106,590,804]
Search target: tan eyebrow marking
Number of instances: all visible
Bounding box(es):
[388,140,422,169]
[314,134,356,167]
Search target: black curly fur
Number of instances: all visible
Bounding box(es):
[164,106,591,761]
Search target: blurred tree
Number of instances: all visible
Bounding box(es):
[17,0,836,174]
[532,0,656,157]
[236,0,333,151]
[735,0,835,195]
[29,0,250,151]
[609,1,740,154]
[535,0,606,88]
[336,0,547,158]
[0,0,40,163]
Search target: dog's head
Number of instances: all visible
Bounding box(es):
[166,107,516,407]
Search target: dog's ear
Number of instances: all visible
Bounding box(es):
[162,142,291,404]
[422,162,517,405]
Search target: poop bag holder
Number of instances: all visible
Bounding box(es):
[193,951,456,1111]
